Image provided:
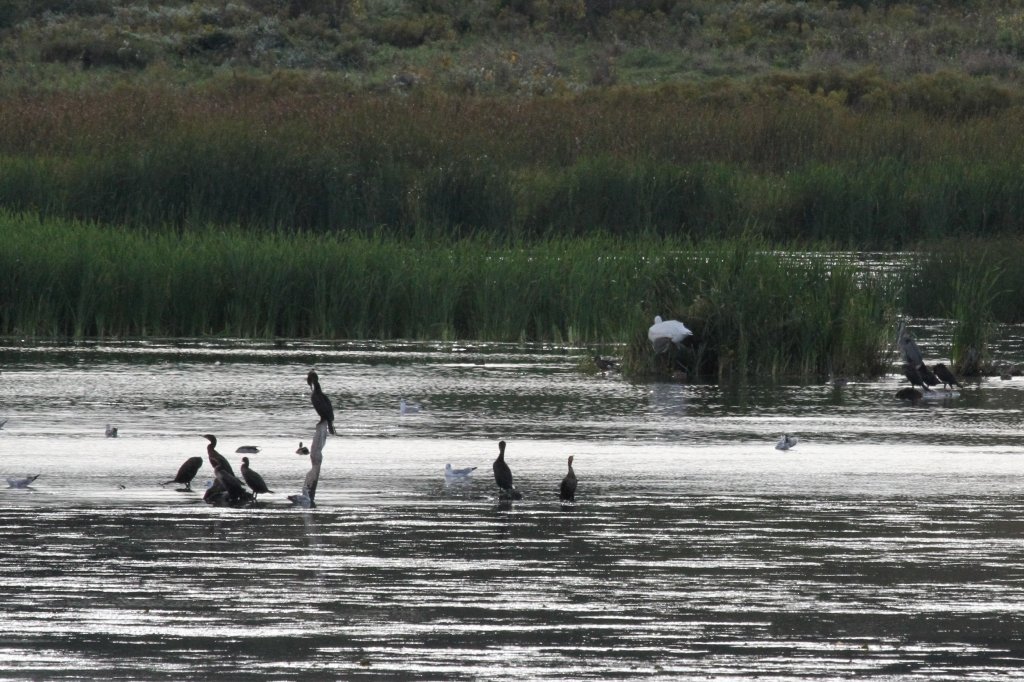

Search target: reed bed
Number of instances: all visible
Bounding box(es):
[0,212,905,382]
[3,88,1024,244]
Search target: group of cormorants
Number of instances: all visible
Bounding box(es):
[160,370,580,507]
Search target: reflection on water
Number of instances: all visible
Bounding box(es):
[1,331,1024,679]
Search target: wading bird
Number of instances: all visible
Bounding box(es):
[163,456,203,491]
[240,457,273,501]
[560,455,577,503]
[492,440,523,500]
[307,370,336,435]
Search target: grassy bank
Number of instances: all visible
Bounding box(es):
[2,86,1024,245]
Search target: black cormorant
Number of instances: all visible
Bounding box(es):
[163,456,203,491]
[296,442,309,456]
[560,455,577,502]
[492,440,523,500]
[902,364,931,392]
[240,456,273,501]
[917,363,939,388]
[203,434,234,475]
[933,363,963,390]
[214,464,248,502]
[307,370,337,435]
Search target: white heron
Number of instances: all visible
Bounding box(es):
[648,315,693,354]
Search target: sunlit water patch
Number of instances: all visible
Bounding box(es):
[1,335,1024,679]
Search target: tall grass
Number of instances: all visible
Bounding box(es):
[3,88,1024,244]
[620,240,898,382]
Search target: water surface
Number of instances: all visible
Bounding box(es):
[1,331,1023,679]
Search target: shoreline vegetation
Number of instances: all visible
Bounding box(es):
[2,211,1020,381]
[3,1,1023,380]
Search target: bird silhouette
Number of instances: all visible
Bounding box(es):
[560,455,577,502]
[296,441,309,456]
[163,456,203,491]
[492,440,523,500]
[307,370,337,435]
[203,434,234,475]
[240,457,273,501]
[932,363,962,390]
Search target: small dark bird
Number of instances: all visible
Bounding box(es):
[932,363,962,390]
[492,440,523,500]
[203,434,234,476]
[896,387,923,404]
[593,354,618,372]
[105,424,118,438]
[296,442,309,456]
[240,456,273,501]
[163,456,203,491]
[902,364,931,392]
[917,363,939,388]
[560,455,577,502]
[235,445,260,454]
[307,370,337,435]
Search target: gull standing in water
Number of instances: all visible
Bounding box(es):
[307,370,337,435]
[775,434,798,451]
[445,463,477,482]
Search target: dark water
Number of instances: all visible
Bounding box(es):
[2,330,1024,679]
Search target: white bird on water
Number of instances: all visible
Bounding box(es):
[648,315,693,354]
[7,474,40,488]
[445,463,477,481]
[400,398,420,415]
[775,434,798,451]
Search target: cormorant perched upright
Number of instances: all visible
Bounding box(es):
[296,442,309,456]
[240,457,273,501]
[933,363,963,390]
[492,440,523,500]
[560,455,577,502]
[307,370,337,435]
[214,464,248,502]
[203,434,234,475]
[163,456,203,491]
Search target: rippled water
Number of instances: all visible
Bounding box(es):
[2,328,1024,679]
